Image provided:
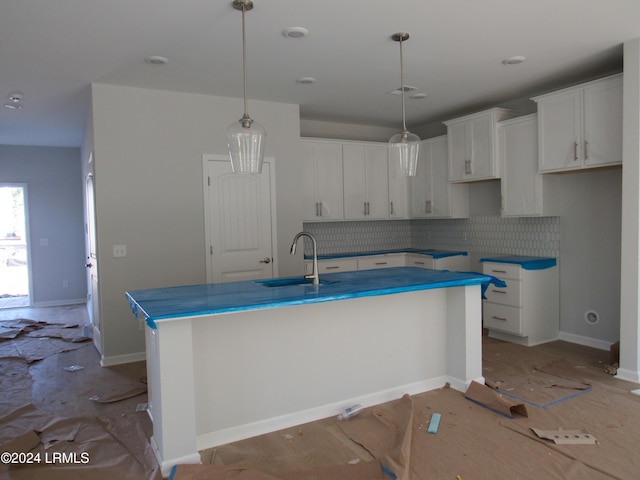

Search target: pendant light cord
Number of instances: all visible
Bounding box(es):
[399,37,408,134]
[241,4,250,122]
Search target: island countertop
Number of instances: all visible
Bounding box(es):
[126,266,491,329]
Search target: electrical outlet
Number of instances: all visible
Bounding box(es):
[113,245,127,257]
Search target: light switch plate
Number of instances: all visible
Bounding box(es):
[113,245,127,257]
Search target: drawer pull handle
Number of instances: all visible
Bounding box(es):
[491,289,507,294]
[375,262,387,265]
[492,316,507,321]
[414,261,425,265]
[325,266,340,270]
[491,269,507,274]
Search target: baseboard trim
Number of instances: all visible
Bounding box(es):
[196,376,449,452]
[558,331,613,351]
[31,298,87,308]
[100,351,146,367]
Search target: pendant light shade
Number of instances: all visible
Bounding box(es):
[389,32,420,177]
[227,0,266,174]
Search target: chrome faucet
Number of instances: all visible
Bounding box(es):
[290,231,319,286]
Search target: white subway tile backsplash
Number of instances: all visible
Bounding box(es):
[303,216,560,259]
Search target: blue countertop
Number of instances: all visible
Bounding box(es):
[126,267,491,329]
[479,255,557,270]
[309,249,468,261]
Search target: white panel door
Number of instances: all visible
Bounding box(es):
[206,159,274,283]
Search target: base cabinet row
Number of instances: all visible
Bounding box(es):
[305,252,469,276]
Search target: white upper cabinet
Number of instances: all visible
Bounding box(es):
[387,149,411,219]
[498,114,554,217]
[532,74,622,173]
[412,136,468,218]
[444,108,517,183]
[343,143,389,220]
[301,140,344,221]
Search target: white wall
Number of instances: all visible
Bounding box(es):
[0,145,86,306]
[550,169,622,345]
[619,39,640,382]
[458,168,622,347]
[90,84,302,363]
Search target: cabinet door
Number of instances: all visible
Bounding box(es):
[468,114,495,179]
[499,115,543,217]
[447,122,469,182]
[429,136,452,217]
[302,141,344,221]
[410,140,433,218]
[388,148,410,219]
[414,136,468,218]
[343,144,389,220]
[365,145,390,219]
[536,89,583,172]
[583,75,622,167]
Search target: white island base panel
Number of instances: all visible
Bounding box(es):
[145,285,483,476]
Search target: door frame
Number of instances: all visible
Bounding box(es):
[0,183,32,306]
[202,154,278,283]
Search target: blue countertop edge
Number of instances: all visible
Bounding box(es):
[308,249,468,261]
[479,255,557,270]
[126,267,494,330]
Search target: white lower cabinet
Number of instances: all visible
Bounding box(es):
[482,261,559,346]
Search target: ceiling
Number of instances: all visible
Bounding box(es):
[1,0,639,147]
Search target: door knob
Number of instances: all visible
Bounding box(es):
[260,257,271,264]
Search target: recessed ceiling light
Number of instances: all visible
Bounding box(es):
[282,27,309,39]
[296,76,316,84]
[410,92,427,99]
[144,55,169,65]
[502,56,526,65]
[4,92,23,109]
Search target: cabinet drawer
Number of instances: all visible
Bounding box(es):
[306,259,358,274]
[406,256,436,269]
[484,279,521,307]
[483,303,523,336]
[482,262,522,280]
[357,255,404,270]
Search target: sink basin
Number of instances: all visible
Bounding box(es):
[254,277,334,288]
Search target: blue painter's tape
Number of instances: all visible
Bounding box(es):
[427,413,441,433]
[479,256,557,270]
[465,397,516,419]
[497,387,591,409]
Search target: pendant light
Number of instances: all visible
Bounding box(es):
[388,32,420,177]
[227,0,266,174]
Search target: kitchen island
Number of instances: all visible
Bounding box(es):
[126,267,491,476]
